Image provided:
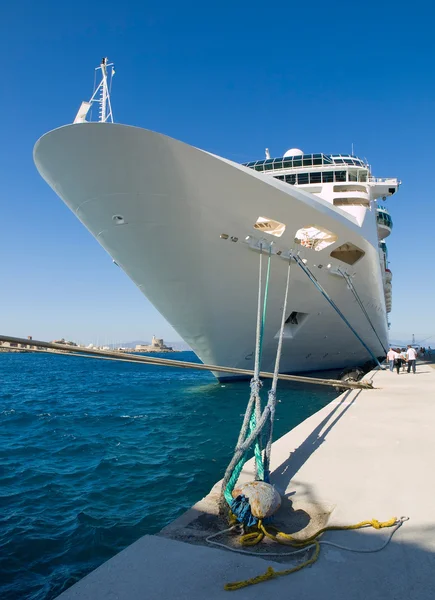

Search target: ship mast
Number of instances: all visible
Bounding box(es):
[98,58,111,122]
[74,57,115,124]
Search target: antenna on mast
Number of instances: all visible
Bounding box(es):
[74,57,115,124]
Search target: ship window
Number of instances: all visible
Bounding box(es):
[297,173,309,184]
[330,242,365,265]
[254,216,286,237]
[293,157,302,167]
[333,197,370,207]
[348,170,358,182]
[309,172,322,184]
[285,174,296,185]
[286,311,308,326]
[303,156,313,166]
[283,159,293,168]
[254,164,264,171]
[322,171,334,183]
[274,175,285,181]
[333,184,367,193]
[277,311,309,339]
[313,154,323,165]
[335,171,346,182]
[294,225,337,251]
[264,159,274,171]
[273,160,283,170]
[358,171,368,182]
[286,311,299,325]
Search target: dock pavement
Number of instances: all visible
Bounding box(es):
[57,359,435,600]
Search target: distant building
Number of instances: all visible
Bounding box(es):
[135,336,173,352]
[52,338,78,347]
[0,336,43,352]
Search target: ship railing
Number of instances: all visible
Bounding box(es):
[368,177,400,184]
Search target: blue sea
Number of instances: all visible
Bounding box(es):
[0,352,337,599]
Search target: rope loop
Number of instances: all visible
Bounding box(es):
[250,378,263,396]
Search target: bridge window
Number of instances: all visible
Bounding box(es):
[297,173,309,184]
[322,172,334,183]
[377,211,393,229]
[310,172,322,184]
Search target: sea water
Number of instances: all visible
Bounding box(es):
[0,352,337,599]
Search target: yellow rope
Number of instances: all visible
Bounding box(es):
[225,541,320,591]
[259,516,397,546]
[224,517,397,591]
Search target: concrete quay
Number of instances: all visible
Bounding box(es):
[57,360,435,600]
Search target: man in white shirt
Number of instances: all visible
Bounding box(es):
[386,348,398,372]
[406,345,417,373]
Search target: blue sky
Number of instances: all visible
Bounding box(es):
[1,0,434,346]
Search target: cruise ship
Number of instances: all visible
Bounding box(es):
[34,59,399,379]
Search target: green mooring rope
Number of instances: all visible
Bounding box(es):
[222,247,293,514]
[223,244,272,505]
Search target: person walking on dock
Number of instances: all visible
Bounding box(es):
[400,348,407,372]
[387,347,398,372]
[394,348,405,375]
[406,345,417,373]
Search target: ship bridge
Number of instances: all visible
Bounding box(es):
[243,153,368,172]
[242,152,400,201]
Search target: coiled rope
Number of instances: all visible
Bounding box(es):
[206,517,408,591]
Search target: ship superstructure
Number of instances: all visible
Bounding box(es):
[242,150,397,319]
[33,59,400,379]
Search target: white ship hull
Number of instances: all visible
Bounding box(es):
[34,123,388,378]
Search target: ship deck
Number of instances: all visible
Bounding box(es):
[56,357,435,600]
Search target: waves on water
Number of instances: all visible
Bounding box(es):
[0,352,336,599]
